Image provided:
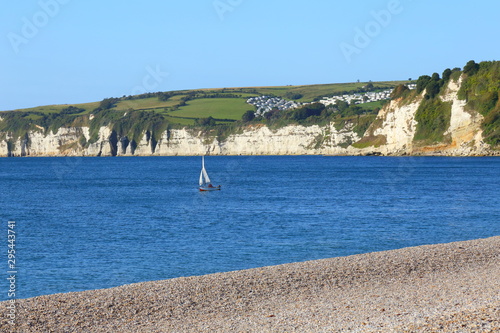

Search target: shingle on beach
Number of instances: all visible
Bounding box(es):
[3,236,499,332]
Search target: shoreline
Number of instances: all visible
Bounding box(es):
[1,153,500,158]
[3,236,499,332]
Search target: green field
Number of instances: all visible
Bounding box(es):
[3,81,408,129]
[358,100,387,110]
[8,101,100,114]
[208,81,407,103]
[6,81,407,115]
[169,98,253,120]
[3,60,498,148]
[163,115,195,126]
[0,80,411,142]
[114,96,185,111]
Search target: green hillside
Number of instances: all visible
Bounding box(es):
[246,81,402,103]
[458,61,500,146]
[5,68,496,150]
[0,80,406,146]
[3,81,404,124]
[5,101,100,115]
[395,60,499,146]
[1,61,498,153]
[170,98,253,121]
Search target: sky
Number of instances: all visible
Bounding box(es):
[1,0,499,111]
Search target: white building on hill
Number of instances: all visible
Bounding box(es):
[247,96,303,116]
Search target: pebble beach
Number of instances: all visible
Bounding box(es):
[3,236,499,332]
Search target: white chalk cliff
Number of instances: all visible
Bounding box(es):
[1,78,498,157]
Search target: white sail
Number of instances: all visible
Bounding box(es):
[199,156,211,186]
[202,167,211,184]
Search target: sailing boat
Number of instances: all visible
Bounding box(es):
[199,156,221,191]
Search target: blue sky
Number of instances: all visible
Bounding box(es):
[1,0,499,110]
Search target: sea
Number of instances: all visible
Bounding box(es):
[1,156,499,301]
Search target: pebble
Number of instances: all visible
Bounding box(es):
[2,236,499,332]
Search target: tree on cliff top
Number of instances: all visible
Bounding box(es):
[463,60,479,76]
[241,110,256,122]
[390,84,410,99]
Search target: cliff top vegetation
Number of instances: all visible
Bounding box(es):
[0,81,403,143]
[1,60,498,148]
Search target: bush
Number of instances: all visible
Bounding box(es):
[425,80,441,99]
[99,98,120,110]
[463,60,479,76]
[61,106,85,115]
[458,60,500,145]
[414,99,452,143]
[291,103,325,121]
[195,116,216,126]
[416,75,432,94]
[390,84,410,99]
[284,92,303,100]
[241,110,256,122]
[442,68,452,82]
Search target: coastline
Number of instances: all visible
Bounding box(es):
[1,151,500,157]
[3,236,499,332]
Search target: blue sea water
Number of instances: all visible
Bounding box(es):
[1,156,499,301]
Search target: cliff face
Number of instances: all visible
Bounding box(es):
[0,119,361,157]
[366,77,493,156]
[1,78,498,157]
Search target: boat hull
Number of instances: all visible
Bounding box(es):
[199,186,221,192]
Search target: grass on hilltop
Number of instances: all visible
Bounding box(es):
[208,81,407,103]
[114,96,184,111]
[170,98,252,121]
[7,102,100,115]
[1,80,408,142]
[5,80,406,118]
